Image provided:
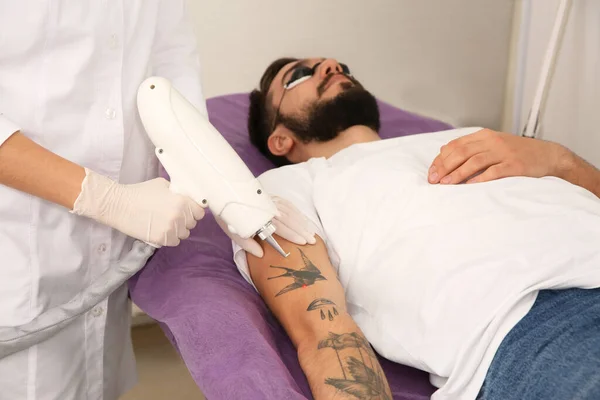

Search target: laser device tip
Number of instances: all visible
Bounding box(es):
[265,235,290,258]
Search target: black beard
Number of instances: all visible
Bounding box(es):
[278,83,381,143]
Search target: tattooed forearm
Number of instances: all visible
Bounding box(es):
[307,298,339,321]
[318,332,391,400]
[268,248,327,296]
[248,235,389,400]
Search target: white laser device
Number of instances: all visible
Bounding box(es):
[136,76,289,257]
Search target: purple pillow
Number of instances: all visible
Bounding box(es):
[128,93,452,400]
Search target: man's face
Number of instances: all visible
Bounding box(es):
[267,58,380,144]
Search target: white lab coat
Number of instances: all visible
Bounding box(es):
[0,1,207,399]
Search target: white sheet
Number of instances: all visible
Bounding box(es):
[232,127,600,399]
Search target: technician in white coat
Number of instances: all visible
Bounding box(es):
[0,2,314,399]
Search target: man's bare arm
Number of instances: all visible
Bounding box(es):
[247,235,392,400]
[556,147,600,198]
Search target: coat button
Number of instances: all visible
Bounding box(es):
[105,108,116,119]
[109,34,119,49]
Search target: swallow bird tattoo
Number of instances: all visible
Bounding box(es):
[268,248,327,296]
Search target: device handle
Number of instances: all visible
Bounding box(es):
[168,180,183,196]
[155,148,209,208]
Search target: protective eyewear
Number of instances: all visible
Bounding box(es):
[284,62,352,90]
[271,62,352,133]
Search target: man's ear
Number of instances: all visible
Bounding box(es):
[267,127,295,157]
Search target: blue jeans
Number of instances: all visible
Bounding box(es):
[477,288,600,400]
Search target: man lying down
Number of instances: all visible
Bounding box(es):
[231,57,600,400]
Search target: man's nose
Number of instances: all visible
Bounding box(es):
[317,59,345,78]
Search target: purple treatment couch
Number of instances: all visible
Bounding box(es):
[128,93,453,399]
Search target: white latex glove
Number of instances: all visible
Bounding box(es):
[217,195,317,258]
[71,168,205,247]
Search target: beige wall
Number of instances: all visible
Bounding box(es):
[186,0,515,130]
[504,0,600,167]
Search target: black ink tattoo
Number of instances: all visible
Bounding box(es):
[318,332,391,400]
[268,248,326,296]
[307,298,339,321]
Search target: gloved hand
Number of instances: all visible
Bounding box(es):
[217,195,317,258]
[71,168,205,247]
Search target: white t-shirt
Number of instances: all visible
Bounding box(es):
[233,127,600,399]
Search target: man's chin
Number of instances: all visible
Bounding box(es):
[281,84,380,144]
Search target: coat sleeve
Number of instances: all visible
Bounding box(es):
[0,113,20,148]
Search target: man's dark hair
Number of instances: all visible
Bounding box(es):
[248,57,297,167]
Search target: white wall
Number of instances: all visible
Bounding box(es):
[186,0,515,130]
[505,0,600,167]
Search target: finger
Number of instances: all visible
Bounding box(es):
[170,219,186,244]
[184,203,200,229]
[188,200,206,220]
[445,129,490,149]
[179,227,190,240]
[435,141,488,183]
[301,228,317,245]
[272,198,317,243]
[273,202,294,219]
[272,219,308,245]
[467,163,510,184]
[239,238,264,258]
[430,142,463,183]
[187,217,197,230]
[294,221,317,244]
[428,153,444,183]
[276,214,316,244]
[428,130,490,183]
[439,151,498,184]
[272,196,315,231]
[215,216,265,257]
[274,201,310,230]
[271,197,298,217]
[165,231,180,247]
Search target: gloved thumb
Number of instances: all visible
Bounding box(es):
[215,215,264,258]
[233,237,264,259]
